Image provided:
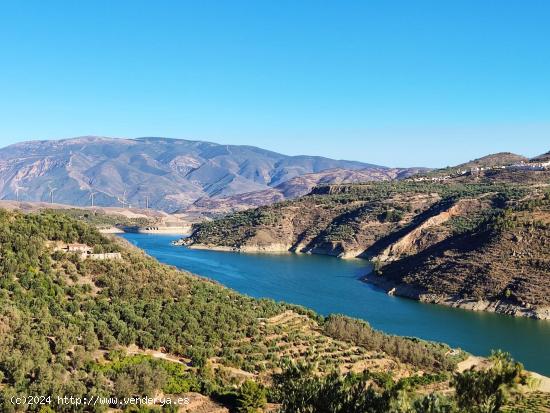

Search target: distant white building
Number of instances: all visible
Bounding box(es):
[88,252,122,260]
[509,161,550,171]
[55,243,121,260]
[63,243,92,253]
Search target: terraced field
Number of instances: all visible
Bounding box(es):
[97,310,549,412]
[180,393,229,413]
[215,310,414,382]
[502,392,550,412]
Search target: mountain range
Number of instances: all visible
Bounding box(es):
[0,136,422,211]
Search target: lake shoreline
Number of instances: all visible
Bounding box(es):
[362,272,550,321]
[123,233,550,375]
[175,240,550,320]
[175,240,368,259]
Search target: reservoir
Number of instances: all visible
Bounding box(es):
[121,233,550,375]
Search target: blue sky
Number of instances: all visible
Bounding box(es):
[0,0,548,167]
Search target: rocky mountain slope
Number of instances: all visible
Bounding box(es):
[0,136,420,212]
[181,152,550,319]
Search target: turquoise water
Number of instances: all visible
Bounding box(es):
[121,233,550,375]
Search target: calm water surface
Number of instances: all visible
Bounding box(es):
[121,233,550,375]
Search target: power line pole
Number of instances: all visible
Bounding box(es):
[145,195,149,209]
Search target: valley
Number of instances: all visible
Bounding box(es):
[3,1,549,410]
[1,144,549,411]
[0,209,548,412]
[124,232,550,376]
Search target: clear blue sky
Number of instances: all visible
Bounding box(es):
[0,0,548,167]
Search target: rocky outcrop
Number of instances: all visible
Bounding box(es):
[368,214,550,320]
[183,242,294,254]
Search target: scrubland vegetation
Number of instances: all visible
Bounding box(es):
[272,351,531,413]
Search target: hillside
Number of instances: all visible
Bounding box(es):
[455,152,528,169]
[367,207,550,318]
[182,166,429,217]
[0,199,199,234]
[1,209,549,412]
[412,151,549,184]
[0,199,164,220]
[532,151,550,162]
[0,136,410,212]
[181,162,550,319]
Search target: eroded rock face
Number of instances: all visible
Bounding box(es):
[364,273,550,320]
[376,198,485,262]
[418,297,550,320]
